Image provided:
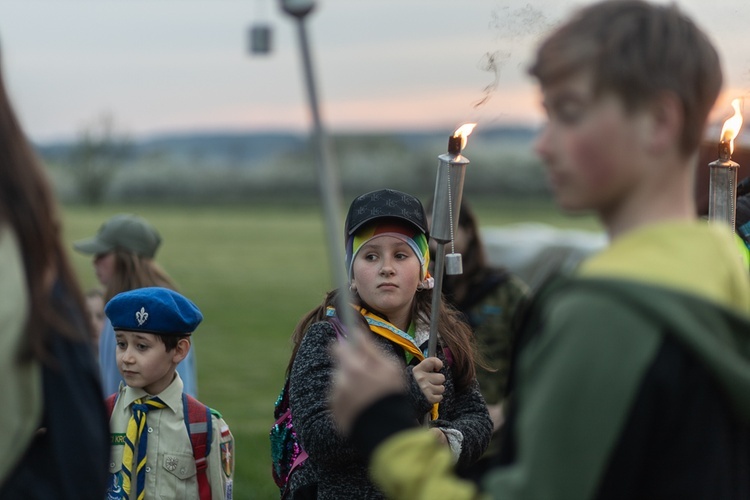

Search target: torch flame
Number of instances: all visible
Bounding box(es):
[453,123,477,151]
[720,98,743,155]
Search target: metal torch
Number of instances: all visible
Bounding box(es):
[427,124,476,358]
[708,98,744,230]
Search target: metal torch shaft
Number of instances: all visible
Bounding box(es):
[708,159,740,230]
[427,152,469,358]
[427,241,446,358]
[289,13,358,337]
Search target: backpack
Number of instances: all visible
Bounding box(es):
[270,318,345,497]
[270,377,309,496]
[106,392,213,500]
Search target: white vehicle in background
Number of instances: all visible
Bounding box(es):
[482,223,608,291]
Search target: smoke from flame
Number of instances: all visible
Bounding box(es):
[472,5,554,111]
[720,98,743,155]
[473,51,509,109]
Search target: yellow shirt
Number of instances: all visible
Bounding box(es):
[107,373,234,500]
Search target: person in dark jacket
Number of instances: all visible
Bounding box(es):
[428,198,529,480]
[329,2,750,499]
[0,46,109,498]
[285,189,492,499]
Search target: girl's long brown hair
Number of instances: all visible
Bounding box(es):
[0,57,90,362]
[104,248,178,302]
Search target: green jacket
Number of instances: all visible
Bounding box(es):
[364,221,750,499]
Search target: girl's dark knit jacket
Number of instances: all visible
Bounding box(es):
[287,320,492,499]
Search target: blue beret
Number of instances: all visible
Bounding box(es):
[105,287,203,336]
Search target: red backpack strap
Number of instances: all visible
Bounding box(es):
[183,393,213,500]
[105,393,118,418]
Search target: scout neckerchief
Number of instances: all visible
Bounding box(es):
[326,306,439,419]
[122,397,168,500]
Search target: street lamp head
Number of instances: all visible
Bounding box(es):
[279,0,315,18]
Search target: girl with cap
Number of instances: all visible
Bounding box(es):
[73,213,198,397]
[284,189,492,499]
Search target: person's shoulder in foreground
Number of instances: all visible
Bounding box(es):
[104,287,234,500]
[331,1,750,499]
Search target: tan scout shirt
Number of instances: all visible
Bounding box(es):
[107,373,234,500]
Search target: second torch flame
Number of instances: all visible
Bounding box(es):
[721,98,743,156]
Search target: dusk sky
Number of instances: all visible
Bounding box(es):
[0,0,748,143]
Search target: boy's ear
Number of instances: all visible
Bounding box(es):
[172,337,191,364]
[644,91,683,155]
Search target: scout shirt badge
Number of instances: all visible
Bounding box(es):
[220,424,234,477]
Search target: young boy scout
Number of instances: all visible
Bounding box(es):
[104,287,234,500]
[329,1,750,499]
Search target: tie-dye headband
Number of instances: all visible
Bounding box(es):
[346,221,432,288]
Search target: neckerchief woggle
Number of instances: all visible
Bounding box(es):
[326,306,439,420]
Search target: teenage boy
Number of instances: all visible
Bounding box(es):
[330,1,750,499]
[104,287,234,500]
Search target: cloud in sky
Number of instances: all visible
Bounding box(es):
[0,0,748,142]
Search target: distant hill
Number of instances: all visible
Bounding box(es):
[332,125,537,151]
[34,125,538,169]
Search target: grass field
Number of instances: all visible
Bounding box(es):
[60,199,601,500]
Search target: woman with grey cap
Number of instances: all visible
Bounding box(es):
[73,213,198,397]
[281,189,492,499]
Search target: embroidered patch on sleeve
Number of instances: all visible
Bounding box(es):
[111,433,126,446]
[220,424,234,478]
[221,440,234,478]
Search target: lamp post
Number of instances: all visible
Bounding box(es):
[279,0,357,335]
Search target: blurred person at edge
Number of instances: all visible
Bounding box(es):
[73,214,198,397]
[428,198,530,481]
[0,48,108,497]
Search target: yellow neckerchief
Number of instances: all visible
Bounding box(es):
[326,306,439,420]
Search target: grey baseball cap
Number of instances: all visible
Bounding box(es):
[73,214,162,258]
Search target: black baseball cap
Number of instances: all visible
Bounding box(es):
[344,189,429,238]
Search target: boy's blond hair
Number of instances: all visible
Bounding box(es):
[529,0,722,157]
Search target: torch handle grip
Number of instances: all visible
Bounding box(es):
[427,242,445,358]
